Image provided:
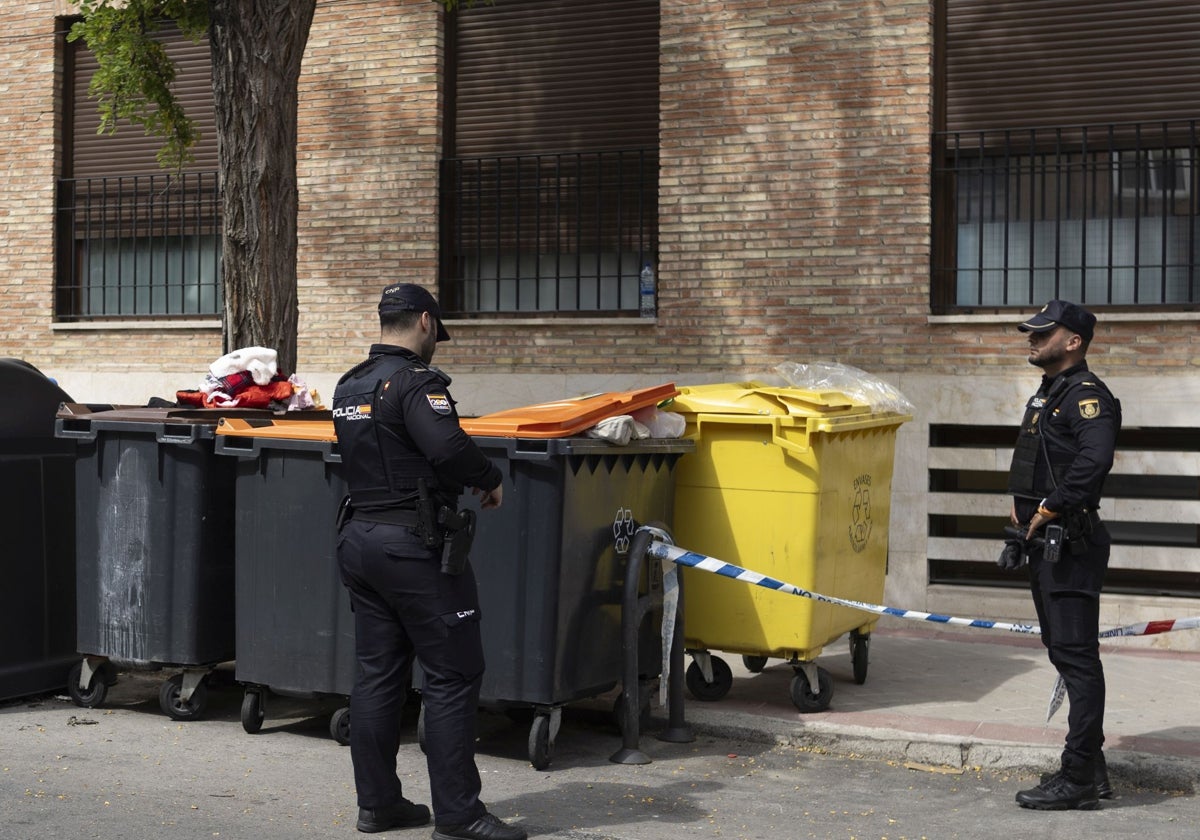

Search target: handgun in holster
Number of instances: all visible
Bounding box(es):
[438,507,477,576]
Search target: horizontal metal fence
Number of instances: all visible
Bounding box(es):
[439,149,658,315]
[933,121,1200,310]
[56,171,222,320]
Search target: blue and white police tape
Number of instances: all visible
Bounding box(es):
[1046,616,1200,721]
[644,537,1045,633]
[639,530,1200,722]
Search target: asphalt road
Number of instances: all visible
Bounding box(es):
[3,670,1197,840]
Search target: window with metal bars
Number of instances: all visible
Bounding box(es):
[440,0,659,316]
[933,123,1200,309]
[933,0,1200,313]
[56,20,221,321]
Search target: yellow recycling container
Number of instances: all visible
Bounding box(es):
[667,381,910,712]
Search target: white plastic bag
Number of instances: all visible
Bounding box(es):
[774,360,915,415]
[631,406,687,438]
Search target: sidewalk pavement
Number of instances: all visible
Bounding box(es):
[669,621,1200,792]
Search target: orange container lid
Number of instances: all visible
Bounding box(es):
[216,416,337,441]
[459,383,679,438]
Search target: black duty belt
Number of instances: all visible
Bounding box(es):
[351,507,421,527]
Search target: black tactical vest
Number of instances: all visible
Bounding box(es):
[332,353,447,511]
[1007,369,1119,500]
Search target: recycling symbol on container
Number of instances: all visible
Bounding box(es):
[612,507,636,555]
[848,474,872,553]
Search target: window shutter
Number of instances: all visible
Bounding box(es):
[451,0,659,157]
[945,0,1200,132]
[69,23,218,177]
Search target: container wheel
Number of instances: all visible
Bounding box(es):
[330,706,351,745]
[685,656,733,702]
[240,690,265,734]
[742,655,769,673]
[159,674,209,721]
[527,714,553,771]
[849,630,870,685]
[789,667,834,713]
[66,661,109,709]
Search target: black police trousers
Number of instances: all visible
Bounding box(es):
[1028,528,1110,783]
[337,519,488,827]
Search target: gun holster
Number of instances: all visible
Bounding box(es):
[438,508,476,576]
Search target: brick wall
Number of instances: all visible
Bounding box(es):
[296,0,443,372]
[657,0,933,373]
[2,1,1197,387]
[0,6,67,365]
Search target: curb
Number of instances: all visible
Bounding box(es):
[677,707,1200,794]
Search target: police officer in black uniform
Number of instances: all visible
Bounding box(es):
[1000,300,1120,811]
[333,283,527,840]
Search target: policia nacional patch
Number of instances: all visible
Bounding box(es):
[1078,398,1101,419]
[426,393,452,415]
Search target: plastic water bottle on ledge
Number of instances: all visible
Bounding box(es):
[639,262,656,318]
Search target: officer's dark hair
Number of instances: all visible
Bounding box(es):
[380,308,422,334]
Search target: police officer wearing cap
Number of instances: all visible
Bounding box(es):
[1001,299,1121,811]
[333,283,527,840]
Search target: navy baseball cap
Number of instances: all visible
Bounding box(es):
[378,283,450,341]
[1017,299,1096,341]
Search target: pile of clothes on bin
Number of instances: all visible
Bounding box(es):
[176,347,321,411]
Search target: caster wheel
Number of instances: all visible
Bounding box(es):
[685,656,733,702]
[742,655,769,673]
[66,661,111,708]
[159,674,209,721]
[528,715,553,770]
[790,667,834,713]
[241,690,265,734]
[330,706,351,745]
[849,630,870,685]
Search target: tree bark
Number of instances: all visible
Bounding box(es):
[208,0,316,377]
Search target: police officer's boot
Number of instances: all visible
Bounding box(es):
[1016,772,1100,811]
[1039,750,1112,799]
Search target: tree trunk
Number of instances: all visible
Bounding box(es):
[208,0,316,377]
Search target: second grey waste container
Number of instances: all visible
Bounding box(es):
[55,404,241,720]
[213,417,356,743]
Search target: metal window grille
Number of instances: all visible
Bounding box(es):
[932,121,1200,311]
[55,171,222,320]
[439,148,657,316]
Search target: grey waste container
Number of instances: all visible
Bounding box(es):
[213,418,355,743]
[0,360,76,702]
[54,403,243,720]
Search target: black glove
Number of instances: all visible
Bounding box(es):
[997,525,1029,571]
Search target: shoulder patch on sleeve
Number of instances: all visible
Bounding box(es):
[1078,398,1101,419]
[425,393,452,415]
